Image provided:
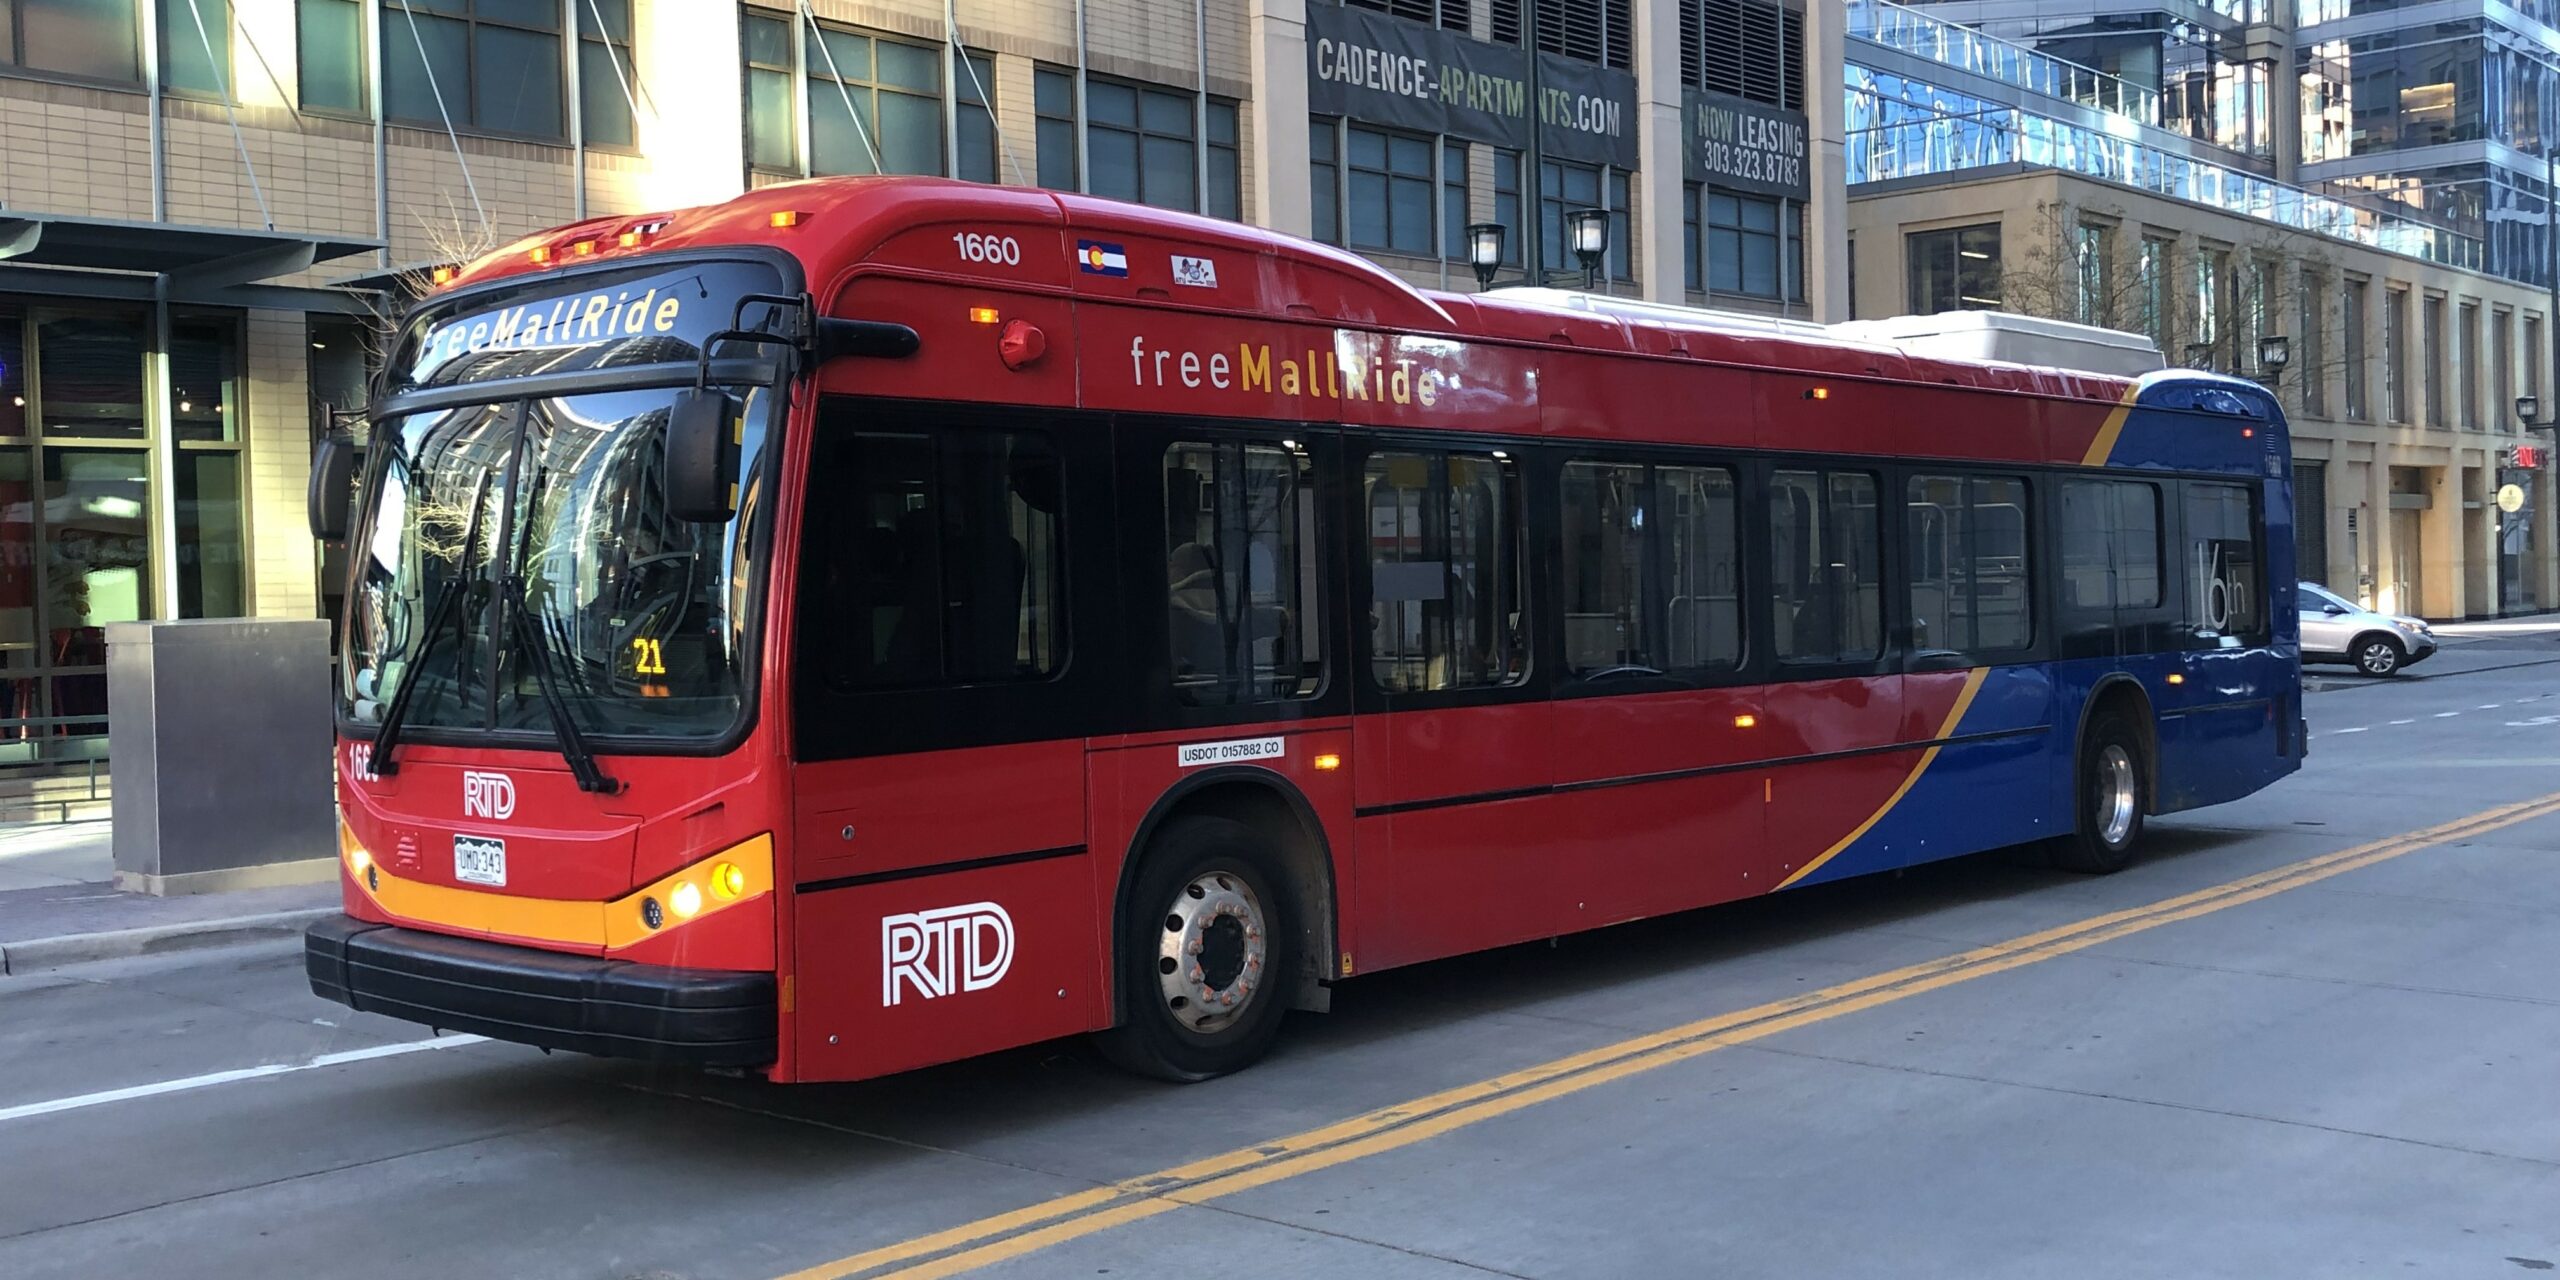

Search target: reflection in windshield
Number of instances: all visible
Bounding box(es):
[341,384,769,741]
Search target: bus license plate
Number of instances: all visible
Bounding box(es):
[454,835,507,887]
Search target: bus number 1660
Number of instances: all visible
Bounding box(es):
[953,233,1021,266]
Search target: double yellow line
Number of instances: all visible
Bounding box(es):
[781,789,2560,1280]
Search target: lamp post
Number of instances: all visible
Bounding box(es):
[1567,208,1609,291]
[2255,334,2291,388]
[2182,341,2215,371]
[2521,394,2546,431]
[1466,222,1507,292]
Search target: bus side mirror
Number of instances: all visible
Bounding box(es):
[308,437,356,541]
[665,388,741,523]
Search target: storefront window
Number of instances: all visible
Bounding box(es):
[36,315,144,440]
[170,317,237,443]
[176,451,242,619]
[0,307,23,437]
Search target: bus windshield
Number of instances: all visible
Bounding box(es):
[339,260,786,745]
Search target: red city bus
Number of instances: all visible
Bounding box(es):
[306,177,2301,1082]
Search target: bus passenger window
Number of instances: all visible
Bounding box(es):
[2059,479,2163,613]
[804,425,1063,690]
[1163,440,1322,704]
[1560,461,1739,676]
[1365,450,1525,693]
[1906,474,2031,653]
[1771,468,1881,663]
[2183,482,2263,644]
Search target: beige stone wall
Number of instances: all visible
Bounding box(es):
[242,310,317,620]
[0,81,153,216]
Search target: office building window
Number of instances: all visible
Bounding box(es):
[2529,315,2546,416]
[1683,186,1702,292]
[162,0,230,96]
[1208,99,1240,220]
[807,26,942,176]
[9,0,139,80]
[1035,67,1077,190]
[955,49,998,184]
[1494,148,1523,267]
[2460,301,2481,430]
[2423,295,2445,427]
[1684,0,1801,110]
[1908,223,2000,313]
[2299,273,2327,418]
[1350,0,1469,31]
[1345,124,1436,256]
[2192,248,2223,365]
[298,0,364,114]
[1310,118,1339,244]
[1090,77,1196,212]
[2383,286,2407,422]
[2073,222,2112,327]
[577,0,633,148]
[383,0,565,139]
[2344,277,2369,422]
[2496,309,2514,433]
[2137,236,2170,350]
[742,10,794,171]
[1520,0,1631,70]
[1539,160,1631,283]
[1700,189,1787,299]
[1442,141,1467,263]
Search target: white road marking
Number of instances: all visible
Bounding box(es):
[2509,715,2560,727]
[2479,704,2507,710]
[2330,726,2370,735]
[0,1034,489,1125]
[2390,719,2417,726]
[2435,711,2463,718]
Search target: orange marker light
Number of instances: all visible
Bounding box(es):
[1313,753,1343,771]
[618,230,642,248]
[1808,387,1830,400]
[968,306,1001,324]
[2166,673,2187,684]
[1734,714,1758,728]
[572,239,597,256]
[430,265,457,285]
[2242,426,2256,438]
[528,245,553,264]
[769,210,804,228]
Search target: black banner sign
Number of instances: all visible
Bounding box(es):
[1682,88,1810,201]
[1306,4,1639,171]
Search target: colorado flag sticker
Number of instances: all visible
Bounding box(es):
[1077,240,1129,276]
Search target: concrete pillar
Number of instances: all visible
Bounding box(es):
[1248,0,1311,237]
[1803,0,1849,322]
[635,0,747,209]
[1634,0,1684,303]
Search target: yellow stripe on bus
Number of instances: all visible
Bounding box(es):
[1773,665,1988,891]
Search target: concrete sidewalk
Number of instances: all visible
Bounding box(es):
[0,820,335,976]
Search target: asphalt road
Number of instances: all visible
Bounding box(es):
[8,629,2560,1280]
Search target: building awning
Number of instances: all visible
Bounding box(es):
[0,212,379,288]
[326,260,456,295]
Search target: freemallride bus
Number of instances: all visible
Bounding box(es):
[304,177,2302,1083]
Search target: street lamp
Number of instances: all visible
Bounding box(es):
[1466,222,1506,292]
[2182,341,2216,371]
[1567,208,1609,291]
[2519,394,2545,430]
[2256,334,2291,387]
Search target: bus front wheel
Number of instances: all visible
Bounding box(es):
[1096,815,1296,1082]
[2053,711,2147,875]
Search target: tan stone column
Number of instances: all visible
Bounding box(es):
[1803,0,1848,322]
[1634,0,1684,302]
[1249,0,1311,237]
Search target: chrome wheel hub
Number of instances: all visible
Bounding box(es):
[1156,870,1267,1035]
[2096,744,2137,847]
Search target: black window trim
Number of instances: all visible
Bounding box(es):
[1902,468,2039,662]
[1347,430,1543,715]
[1549,443,1754,701]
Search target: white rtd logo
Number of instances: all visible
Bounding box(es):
[461,770,517,820]
[882,902,1016,1006]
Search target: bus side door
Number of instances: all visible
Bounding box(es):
[783,402,1112,1079]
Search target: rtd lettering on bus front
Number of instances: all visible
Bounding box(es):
[1128,336,1447,406]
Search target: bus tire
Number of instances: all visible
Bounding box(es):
[1096,814,1296,1082]
[2053,711,2147,875]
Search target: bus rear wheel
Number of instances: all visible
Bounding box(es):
[1096,815,1296,1082]
[2052,711,2147,875]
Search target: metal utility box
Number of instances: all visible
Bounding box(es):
[107,620,337,896]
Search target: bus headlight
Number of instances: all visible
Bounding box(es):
[710,862,746,900]
[670,881,704,919]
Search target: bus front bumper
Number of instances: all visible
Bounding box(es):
[305,915,777,1068]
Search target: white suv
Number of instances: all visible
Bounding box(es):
[2298,582,2437,677]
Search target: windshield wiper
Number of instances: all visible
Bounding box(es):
[367,472,494,778]
[503,571,622,795]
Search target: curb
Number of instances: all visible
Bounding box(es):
[0,908,334,976]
